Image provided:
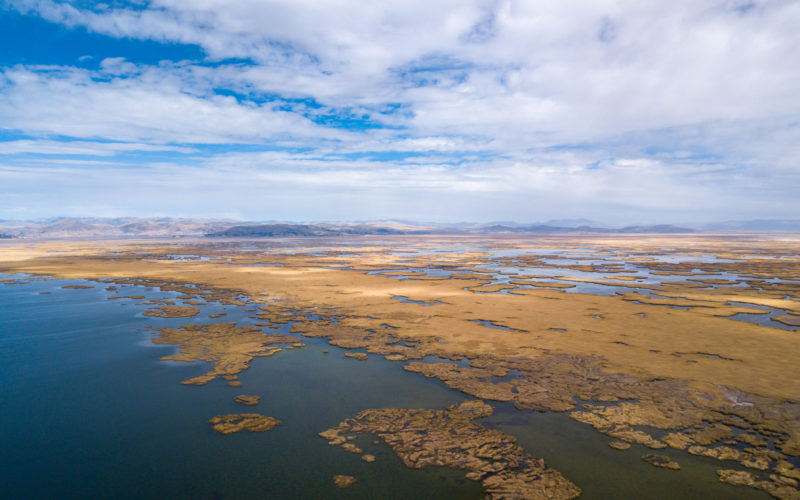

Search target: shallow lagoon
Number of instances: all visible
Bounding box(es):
[0,274,766,499]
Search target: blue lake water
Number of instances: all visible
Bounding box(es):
[0,274,766,499]
[0,275,480,499]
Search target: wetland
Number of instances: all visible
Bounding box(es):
[1,234,799,499]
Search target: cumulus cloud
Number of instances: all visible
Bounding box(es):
[0,63,344,144]
[0,0,799,221]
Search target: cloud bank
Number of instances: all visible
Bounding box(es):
[1,0,798,222]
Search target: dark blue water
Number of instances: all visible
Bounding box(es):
[0,275,481,499]
[0,274,767,499]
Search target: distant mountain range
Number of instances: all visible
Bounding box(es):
[207,223,433,238]
[0,217,797,239]
[699,220,800,231]
[205,222,701,238]
[0,217,238,239]
[2,218,697,239]
[468,223,693,235]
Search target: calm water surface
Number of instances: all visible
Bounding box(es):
[0,274,766,499]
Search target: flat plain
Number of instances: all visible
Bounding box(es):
[1,234,798,499]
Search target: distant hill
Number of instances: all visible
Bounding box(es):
[481,224,565,233]
[618,224,695,234]
[0,217,790,239]
[206,223,430,238]
[543,218,600,228]
[209,222,697,237]
[0,217,238,239]
[700,220,800,231]
[474,224,694,234]
[209,224,339,237]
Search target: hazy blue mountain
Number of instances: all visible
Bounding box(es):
[0,217,793,239]
[543,218,601,227]
[700,220,800,231]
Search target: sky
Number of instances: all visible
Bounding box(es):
[0,0,798,224]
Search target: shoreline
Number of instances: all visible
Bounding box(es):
[2,235,799,498]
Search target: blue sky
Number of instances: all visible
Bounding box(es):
[0,0,798,223]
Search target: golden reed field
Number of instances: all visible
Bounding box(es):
[2,234,799,499]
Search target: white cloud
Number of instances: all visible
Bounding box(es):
[0,139,197,155]
[1,0,799,221]
[0,64,346,144]
[1,145,780,223]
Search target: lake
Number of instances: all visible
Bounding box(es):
[0,273,764,499]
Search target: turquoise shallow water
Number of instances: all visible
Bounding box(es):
[0,274,767,499]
